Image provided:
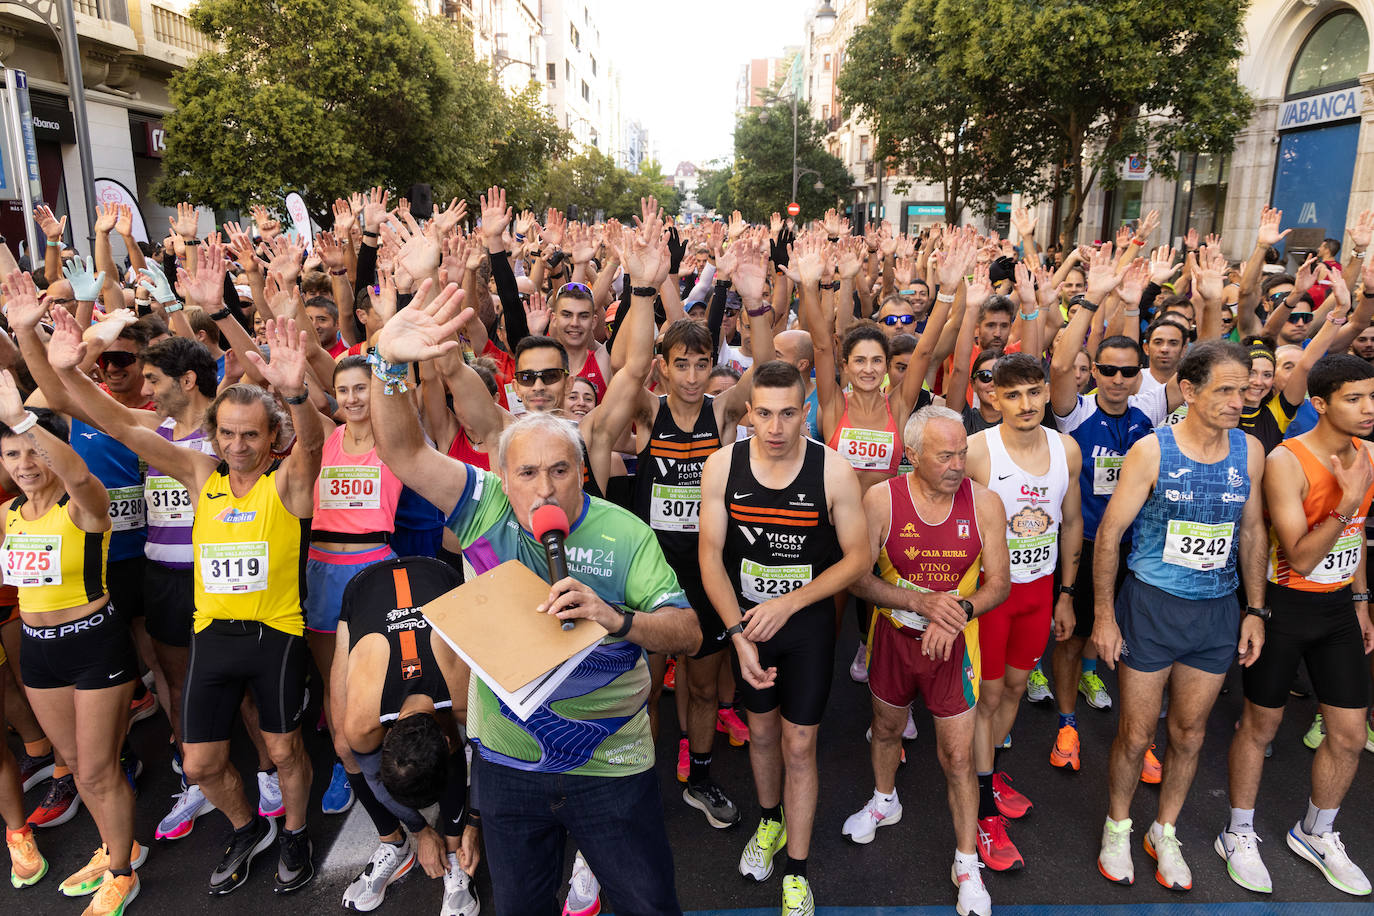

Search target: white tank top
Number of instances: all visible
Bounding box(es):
[985,425,1069,584]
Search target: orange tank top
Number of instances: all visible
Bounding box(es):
[827,393,902,475]
[1267,438,1374,593]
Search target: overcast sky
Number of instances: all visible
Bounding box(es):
[599,0,811,169]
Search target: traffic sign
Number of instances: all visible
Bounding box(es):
[787,202,800,217]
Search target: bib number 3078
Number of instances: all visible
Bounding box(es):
[200,542,269,593]
[1162,520,1233,571]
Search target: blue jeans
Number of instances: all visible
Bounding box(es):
[476,758,682,916]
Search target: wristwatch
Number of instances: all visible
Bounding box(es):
[1070,294,1100,313]
[610,610,635,639]
[1057,584,1076,598]
[724,622,745,638]
[1352,592,1370,604]
[1244,605,1271,621]
[957,598,974,622]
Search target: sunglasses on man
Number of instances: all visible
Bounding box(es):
[98,351,139,370]
[1286,312,1313,324]
[513,368,568,386]
[1095,363,1141,378]
[881,314,916,326]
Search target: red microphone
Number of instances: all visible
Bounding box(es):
[531,504,575,630]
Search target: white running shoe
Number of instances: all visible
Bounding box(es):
[902,707,918,741]
[442,853,480,916]
[155,783,215,841]
[951,859,991,916]
[842,791,902,844]
[342,840,415,912]
[1287,822,1372,896]
[257,769,284,818]
[1078,671,1112,710]
[563,851,600,915]
[1145,822,1192,890]
[1215,830,1271,894]
[1098,817,1134,884]
[1025,667,1053,703]
[848,641,868,683]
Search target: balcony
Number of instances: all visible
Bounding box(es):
[827,115,840,133]
[75,0,129,25]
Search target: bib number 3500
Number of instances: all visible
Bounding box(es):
[200,542,269,593]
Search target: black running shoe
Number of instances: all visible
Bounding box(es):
[274,826,314,894]
[208,815,277,895]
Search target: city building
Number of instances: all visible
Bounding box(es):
[540,0,621,160]
[621,117,648,173]
[736,52,799,112]
[426,0,545,96]
[0,0,215,263]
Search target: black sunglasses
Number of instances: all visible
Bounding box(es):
[513,368,568,386]
[1095,363,1141,378]
[882,314,916,326]
[98,351,138,369]
[973,369,994,383]
[1286,312,1313,324]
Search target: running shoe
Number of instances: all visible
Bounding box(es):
[663,656,676,692]
[170,743,183,778]
[1098,817,1134,884]
[209,815,276,895]
[865,726,907,764]
[28,774,80,828]
[1287,821,1372,896]
[156,783,214,841]
[716,707,750,745]
[1144,821,1192,890]
[849,640,868,683]
[1159,684,1170,719]
[563,851,600,916]
[1140,744,1162,785]
[976,815,1024,871]
[739,814,787,881]
[1215,829,1271,894]
[1365,716,1374,753]
[676,737,688,784]
[322,761,355,815]
[120,746,142,795]
[902,707,918,741]
[999,733,1012,750]
[128,690,158,729]
[1304,713,1327,750]
[342,840,414,911]
[60,843,148,897]
[683,780,741,829]
[441,853,479,916]
[781,874,814,915]
[1078,671,1112,709]
[1050,725,1080,771]
[1025,667,1052,703]
[992,772,1032,819]
[951,859,991,916]
[274,826,313,893]
[16,748,53,792]
[6,824,47,888]
[82,870,139,916]
[842,791,902,844]
[257,769,284,818]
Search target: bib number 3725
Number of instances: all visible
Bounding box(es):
[200,542,269,593]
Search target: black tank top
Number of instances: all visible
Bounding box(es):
[722,438,840,611]
[633,395,721,569]
[579,439,604,500]
[340,556,464,723]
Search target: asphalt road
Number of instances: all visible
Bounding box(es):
[7,618,1374,914]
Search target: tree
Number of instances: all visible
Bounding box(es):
[537,149,676,221]
[695,160,734,215]
[838,0,1049,222]
[620,160,680,218]
[727,100,850,223]
[477,82,571,212]
[883,0,1251,247]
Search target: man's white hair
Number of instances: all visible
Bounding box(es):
[903,405,963,452]
[497,412,583,471]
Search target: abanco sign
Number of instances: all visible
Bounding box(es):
[1278,87,1361,130]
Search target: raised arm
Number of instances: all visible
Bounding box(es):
[241,318,324,518]
[0,368,108,528]
[719,235,777,426]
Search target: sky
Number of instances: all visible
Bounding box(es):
[598,0,811,170]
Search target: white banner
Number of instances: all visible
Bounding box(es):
[93,178,148,244]
[284,191,314,244]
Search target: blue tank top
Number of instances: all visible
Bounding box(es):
[1057,394,1155,541]
[70,416,146,562]
[1128,425,1249,600]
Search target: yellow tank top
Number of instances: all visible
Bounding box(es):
[192,460,307,636]
[3,495,108,613]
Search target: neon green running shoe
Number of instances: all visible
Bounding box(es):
[781,874,815,915]
[1303,713,1326,750]
[738,814,786,882]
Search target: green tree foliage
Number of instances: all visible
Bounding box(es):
[694,160,734,215]
[538,150,679,221]
[844,0,1252,247]
[155,0,567,220]
[727,100,849,223]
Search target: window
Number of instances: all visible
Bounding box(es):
[823,53,831,71]
[546,63,556,84]
[565,60,571,81]
[582,80,590,102]
[822,104,830,119]
[590,55,597,76]
[859,136,870,161]
[1287,10,1369,98]
[569,24,580,49]
[1170,152,1230,241]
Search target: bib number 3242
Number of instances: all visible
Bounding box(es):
[1162,520,1233,571]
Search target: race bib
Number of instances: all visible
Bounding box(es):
[837,427,895,471]
[146,476,194,523]
[650,483,700,532]
[319,466,382,511]
[1009,533,1057,578]
[3,534,60,587]
[107,485,146,532]
[200,542,269,594]
[504,382,527,417]
[740,559,812,605]
[1309,528,1364,586]
[1162,520,1234,571]
[1093,455,1124,495]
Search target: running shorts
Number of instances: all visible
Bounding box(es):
[1243,582,1370,710]
[182,619,308,742]
[1115,573,1238,675]
[868,614,978,719]
[978,576,1053,680]
[732,603,834,726]
[21,603,137,690]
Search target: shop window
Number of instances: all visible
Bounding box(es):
[1287,10,1368,98]
[1170,152,1229,242]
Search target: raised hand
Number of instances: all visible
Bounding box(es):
[1136,208,1160,243]
[386,210,442,279]
[1013,261,1037,308]
[965,262,993,312]
[1115,225,1132,252]
[94,202,119,234]
[180,241,230,309]
[315,230,347,271]
[114,204,134,238]
[733,237,769,305]
[1256,207,1290,248]
[569,222,596,265]
[1,270,47,330]
[837,237,864,280]
[1351,210,1374,252]
[793,233,826,288]
[1149,246,1179,285]
[173,201,200,240]
[937,233,977,291]
[362,187,389,234]
[1035,266,1061,309]
[1085,243,1126,302]
[727,210,747,242]
[1117,258,1149,307]
[62,256,105,302]
[267,233,305,286]
[137,262,177,304]
[244,318,309,397]
[525,290,551,336]
[367,273,399,325]
[432,198,468,237]
[332,198,353,236]
[33,204,65,243]
[47,307,88,371]
[1010,205,1035,240]
[1184,227,1199,251]
[375,280,471,364]
[0,369,27,427]
[83,307,139,354]
[543,208,566,248]
[480,186,513,245]
[1293,254,1319,294]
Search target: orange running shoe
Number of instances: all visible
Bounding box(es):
[1140,744,1162,784]
[663,657,676,693]
[1050,725,1080,771]
[676,737,689,784]
[81,870,139,916]
[7,824,47,888]
[716,708,750,746]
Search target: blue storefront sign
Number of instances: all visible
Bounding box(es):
[1271,119,1360,251]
